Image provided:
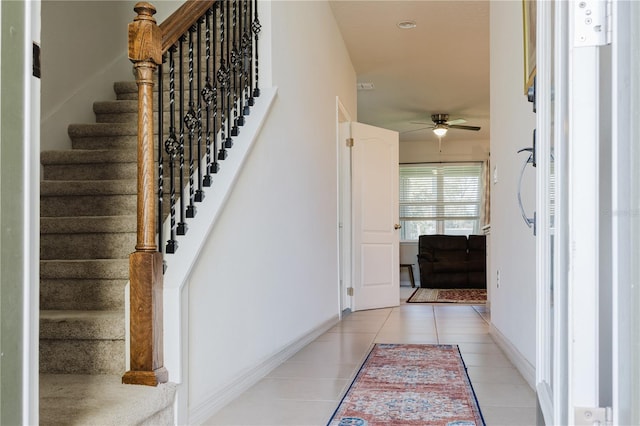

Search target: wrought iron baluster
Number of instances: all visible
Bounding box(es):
[211,3,221,172]
[202,8,214,186]
[231,0,240,136]
[165,46,179,253]
[217,1,229,160]
[241,0,251,117]
[225,0,233,148]
[247,0,254,106]
[177,35,188,235]
[185,26,197,218]
[194,19,205,202]
[252,0,261,99]
[157,60,164,255]
[236,0,245,125]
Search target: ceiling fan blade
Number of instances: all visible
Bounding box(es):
[449,124,481,131]
[410,121,432,125]
[446,118,467,125]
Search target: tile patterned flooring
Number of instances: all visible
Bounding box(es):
[204,287,537,425]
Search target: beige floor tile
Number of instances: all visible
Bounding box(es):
[438,333,497,344]
[466,366,530,385]
[312,331,376,343]
[374,333,440,344]
[472,382,537,407]
[457,342,505,354]
[378,324,438,334]
[242,377,349,401]
[203,399,338,425]
[285,340,372,365]
[267,362,359,380]
[327,321,386,333]
[480,406,538,425]
[460,351,514,368]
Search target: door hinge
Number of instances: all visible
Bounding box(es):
[574,406,612,425]
[32,42,41,78]
[347,287,354,296]
[574,0,612,47]
[346,138,354,148]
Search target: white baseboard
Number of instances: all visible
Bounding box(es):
[489,324,536,389]
[188,315,340,425]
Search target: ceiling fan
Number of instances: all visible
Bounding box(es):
[406,113,481,137]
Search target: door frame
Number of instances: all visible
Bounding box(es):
[610,1,638,424]
[336,97,353,314]
[536,0,569,424]
[0,1,41,423]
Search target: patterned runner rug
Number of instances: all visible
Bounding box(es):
[328,344,484,426]
[406,288,487,304]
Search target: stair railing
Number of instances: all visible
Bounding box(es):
[123,0,260,386]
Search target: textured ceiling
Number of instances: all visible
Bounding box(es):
[330,0,490,144]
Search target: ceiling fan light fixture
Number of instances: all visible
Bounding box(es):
[433,124,448,137]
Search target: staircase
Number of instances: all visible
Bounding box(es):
[39,80,176,424]
[38,1,264,422]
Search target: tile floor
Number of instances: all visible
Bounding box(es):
[204,287,537,425]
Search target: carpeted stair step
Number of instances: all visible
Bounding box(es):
[40,310,124,340]
[67,122,138,150]
[40,310,125,374]
[41,177,211,218]
[94,100,165,124]
[40,374,176,426]
[40,278,127,311]
[40,180,136,217]
[41,149,137,180]
[67,121,199,150]
[40,259,129,280]
[40,216,136,260]
[40,339,125,374]
[41,233,135,260]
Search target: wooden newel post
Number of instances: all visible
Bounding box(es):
[122,1,168,386]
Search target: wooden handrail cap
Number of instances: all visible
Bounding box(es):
[129,1,162,64]
[134,2,157,21]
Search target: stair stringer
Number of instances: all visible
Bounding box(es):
[140,86,277,387]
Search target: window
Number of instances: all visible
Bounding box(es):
[399,163,484,240]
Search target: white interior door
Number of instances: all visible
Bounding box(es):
[351,122,399,311]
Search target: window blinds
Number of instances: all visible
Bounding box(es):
[399,163,483,236]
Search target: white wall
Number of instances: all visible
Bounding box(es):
[41,0,182,152]
[399,137,489,164]
[489,1,537,371]
[186,0,356,418]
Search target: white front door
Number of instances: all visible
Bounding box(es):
[536,1,639,424]
[350,122,400,311]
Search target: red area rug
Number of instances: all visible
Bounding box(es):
[328,344,484,426]
[406,288,486,304]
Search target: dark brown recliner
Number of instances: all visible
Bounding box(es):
[417,234,486,289]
